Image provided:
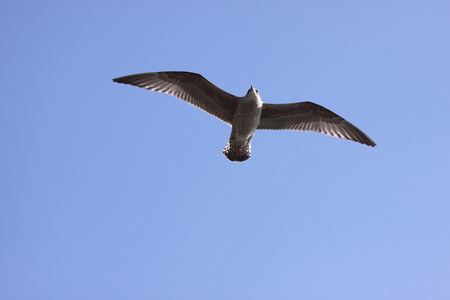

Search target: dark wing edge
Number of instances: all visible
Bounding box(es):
[113,72,239,125]
[257,102,376,147]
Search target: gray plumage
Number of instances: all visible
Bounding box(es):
[113,71,376,162]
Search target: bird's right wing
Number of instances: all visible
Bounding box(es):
[257,101,376,146]
[113,72,239,125]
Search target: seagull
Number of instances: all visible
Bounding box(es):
[113,71,376,162]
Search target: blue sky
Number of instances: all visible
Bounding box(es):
[1,1,449,299]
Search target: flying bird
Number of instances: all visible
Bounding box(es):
[113,72,376,162]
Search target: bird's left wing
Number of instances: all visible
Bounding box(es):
[113,72,239,125]
[257,101,376,146]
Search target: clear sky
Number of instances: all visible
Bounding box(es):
[1,1,449,299]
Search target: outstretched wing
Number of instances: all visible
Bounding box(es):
[257,101,376,146]
[113,72,239,125]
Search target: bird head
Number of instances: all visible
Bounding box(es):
[247,85,259,96]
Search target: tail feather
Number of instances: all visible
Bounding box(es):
[222,142,251,162]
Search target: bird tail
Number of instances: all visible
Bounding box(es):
[222,141,251,162]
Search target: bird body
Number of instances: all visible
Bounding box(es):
[113,71,376,161]
[224,86,263,161]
